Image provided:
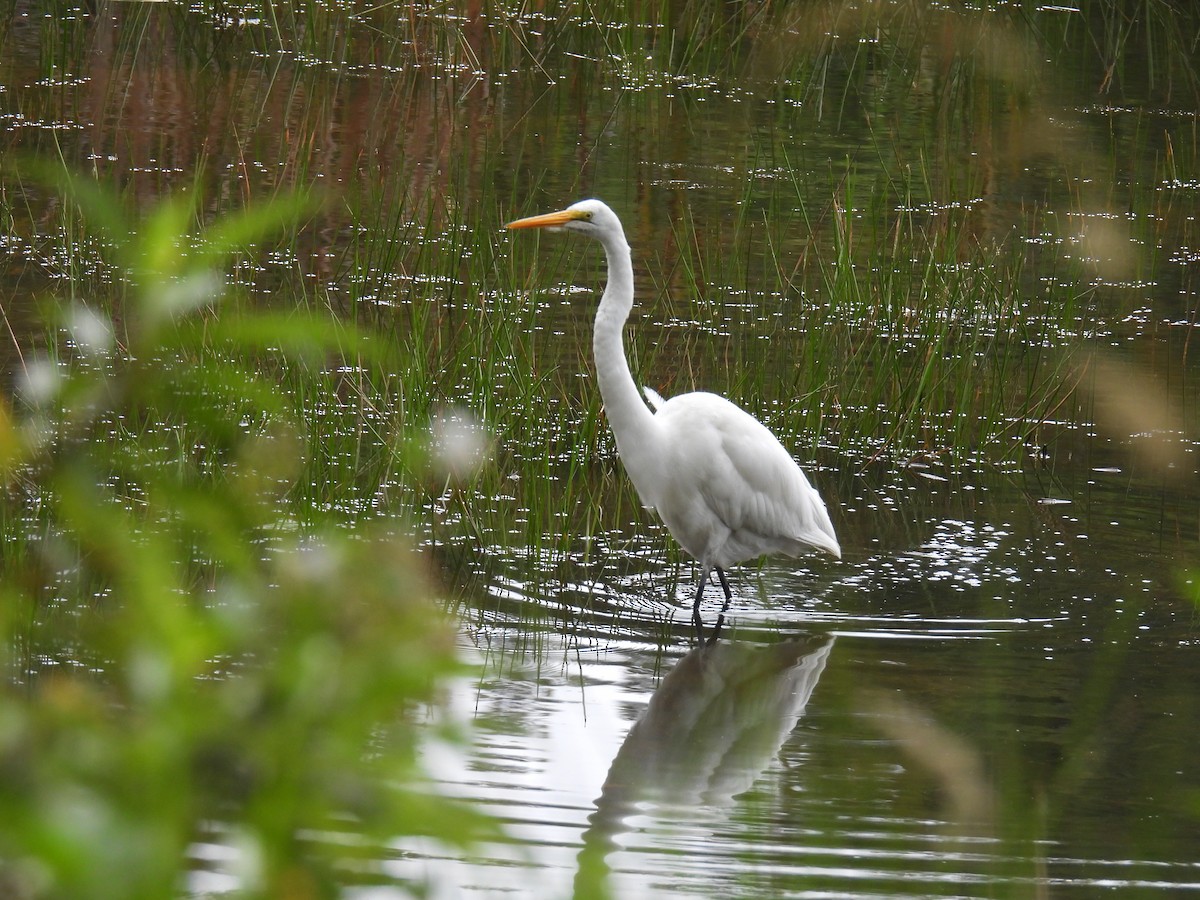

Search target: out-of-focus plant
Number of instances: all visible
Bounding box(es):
[0,166,489,899]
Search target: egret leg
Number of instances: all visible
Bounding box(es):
[691,568,710,641]
[706,612,727,646]
[715,567,733,614]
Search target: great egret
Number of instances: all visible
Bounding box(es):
[507,199,840,634]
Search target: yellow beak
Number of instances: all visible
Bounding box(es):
[506,208,581,230]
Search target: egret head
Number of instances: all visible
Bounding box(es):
[507,199,624,242]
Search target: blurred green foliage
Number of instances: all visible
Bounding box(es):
[0,167,487,898]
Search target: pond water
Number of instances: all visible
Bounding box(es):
[399,459,1198,898]
[2,3,1199,897]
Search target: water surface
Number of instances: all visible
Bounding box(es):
[409,458,1199,897]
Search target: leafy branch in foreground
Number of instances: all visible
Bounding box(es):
[0,168,490,899]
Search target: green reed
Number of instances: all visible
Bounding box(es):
[614,158,1085,470]
[0,167,497,897]
[8,0,1189,575]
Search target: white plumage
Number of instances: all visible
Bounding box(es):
[508,199,839,633]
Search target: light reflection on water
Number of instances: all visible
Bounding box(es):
[384,452,1200,898]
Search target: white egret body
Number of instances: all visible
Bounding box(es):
[507,199,840,633]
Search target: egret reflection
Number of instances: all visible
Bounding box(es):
[574,631,834,897]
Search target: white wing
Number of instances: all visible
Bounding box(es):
[646,391,840,568]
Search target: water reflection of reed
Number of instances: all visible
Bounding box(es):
[6,4,497,278]
[573,631,833,899]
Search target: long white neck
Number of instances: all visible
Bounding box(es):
[592,227,660,500]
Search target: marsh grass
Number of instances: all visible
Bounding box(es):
[5,1,1192,594]
[622,157,1090,468]
[0,167,501,896]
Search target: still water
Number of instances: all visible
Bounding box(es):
[2,2,1199,897]
[394,460,1199,898]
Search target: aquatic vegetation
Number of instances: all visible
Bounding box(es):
[0,169,490,897]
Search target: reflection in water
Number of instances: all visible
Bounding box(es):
[574,632,834,899]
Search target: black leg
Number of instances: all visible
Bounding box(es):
[706,612,726,646]
[715,567,733,614]
[692,568,709,641]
